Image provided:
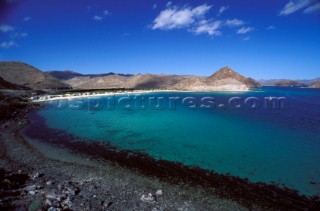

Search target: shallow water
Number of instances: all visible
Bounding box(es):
[35,87,320,196]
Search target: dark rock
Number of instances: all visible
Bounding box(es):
[90,194,102,209]
[61,197,72,209]
[102,201,113,208]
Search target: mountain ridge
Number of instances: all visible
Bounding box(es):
[258,78,320,86]
[48,66,260,91]
[0,61,263,91]
[47,70,134,80]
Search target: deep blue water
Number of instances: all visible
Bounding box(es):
[35,87,320,196]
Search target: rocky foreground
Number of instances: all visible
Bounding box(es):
[0,91,249,210]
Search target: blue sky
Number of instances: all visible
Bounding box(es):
[0,0,319,79]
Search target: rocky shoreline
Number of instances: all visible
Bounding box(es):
[1,91,320,210]
[24,111,320,211]
[0,91,248,210]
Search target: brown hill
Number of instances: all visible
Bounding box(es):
[128,74,200,89]
[207,67,260,88]
[309,81,320,88]
[65,74,130,89]
[0,62,70,90]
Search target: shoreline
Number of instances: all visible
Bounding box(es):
[21,110,320,210]
[0,92,249,210]
[30,89,252,102]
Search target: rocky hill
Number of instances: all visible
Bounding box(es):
[309,81,320,88]
[205,67,260,90]
[0,62,70,90]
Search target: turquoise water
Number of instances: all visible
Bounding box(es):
[37,87,320,196]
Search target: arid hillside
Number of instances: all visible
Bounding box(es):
[0,61,260,91]
[0,62,70,90]
[49,67,260,91]
[309,81,320,88]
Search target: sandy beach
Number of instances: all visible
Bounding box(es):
[31,90,183,102]
[30,89,252,103]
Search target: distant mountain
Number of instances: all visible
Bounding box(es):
[56,66,259,91]
[64,74,131,89]
[258,78,320,86]
[46,70,83,80]
[47,70,134,80]
[86,72,134,78]
[0,61,260,91]
[272,80,305,86]
[309,81,320,88]
[0,76,30,90]
[0,62,70,90]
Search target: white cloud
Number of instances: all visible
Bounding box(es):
[24,16,32,21]
[191,20,222,36]
[192,4,212,16]
[152,4,212,30]
[225,19,245,27]
[304,2,320,14]
[279,0,311,16]
[237,27,254,34]
[166,2,172,7]
[103,10,110,15]
[151,3,253,38]
[242,37,250,41]
[0,41,17,48]
[0,24,14,33]
[218,6,229,16]
[267,25,276,30]
[153,4,157,9]
[93,15,103,21]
